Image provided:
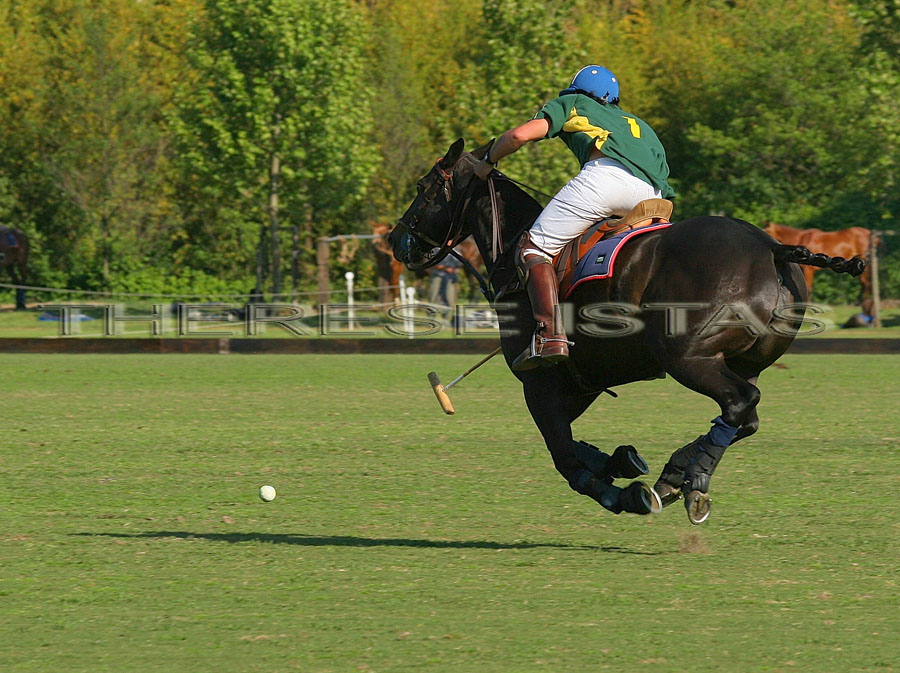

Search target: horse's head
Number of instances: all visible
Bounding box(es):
[389,138,480,270]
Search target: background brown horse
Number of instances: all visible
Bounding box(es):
[0,226,28,310]
[763,222,876,304]
[372,221,484,303]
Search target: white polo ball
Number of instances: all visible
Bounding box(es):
[258,485,276,502]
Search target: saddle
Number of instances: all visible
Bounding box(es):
[554,198,673,299]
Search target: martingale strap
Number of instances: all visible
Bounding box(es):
[488,174,503,262]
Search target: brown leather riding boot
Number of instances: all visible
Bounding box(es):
[512,261,572,371]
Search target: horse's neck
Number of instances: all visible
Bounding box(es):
[468,179,541,294]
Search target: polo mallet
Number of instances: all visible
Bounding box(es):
[427,346,503,415]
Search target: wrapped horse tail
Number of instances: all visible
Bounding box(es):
[772,244,866,277]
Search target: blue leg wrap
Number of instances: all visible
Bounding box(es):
[683,418,737,493]
[703,416,739,448]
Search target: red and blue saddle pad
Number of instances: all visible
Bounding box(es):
[563,221,672,298]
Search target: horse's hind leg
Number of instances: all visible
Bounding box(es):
[654,358,761,524]
[522,370,657,515]
[731,395,760,444]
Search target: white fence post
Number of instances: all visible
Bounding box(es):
[344,271,355,331]
[404,285,416,338]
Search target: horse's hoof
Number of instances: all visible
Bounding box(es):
[619,481,660,515]
[684,490,711,525]
[653,482,682,508]
[648,486,663,514]
[608,445,649,479]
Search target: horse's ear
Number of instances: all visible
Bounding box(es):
[439,138,465,168]
[469,139,494,160]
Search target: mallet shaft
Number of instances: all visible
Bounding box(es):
[426,346,503,415]
[443,346,503,390]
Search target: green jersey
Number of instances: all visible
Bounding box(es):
[536,93,674,199]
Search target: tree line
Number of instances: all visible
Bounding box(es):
[1,0,898,301]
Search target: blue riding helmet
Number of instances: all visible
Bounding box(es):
[560,65,619,104]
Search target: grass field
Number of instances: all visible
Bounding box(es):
[1,353,898,672]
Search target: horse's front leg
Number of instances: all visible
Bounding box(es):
[521,368,657,515]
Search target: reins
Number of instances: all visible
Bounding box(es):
[443,173,502,303]
[457,171,536,304]
[408,161,549,302]
[494,173,555,201]
[406,164,476,270]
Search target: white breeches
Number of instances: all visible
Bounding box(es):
[525,157,662,260]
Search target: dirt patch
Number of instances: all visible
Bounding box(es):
[678,531,711,554]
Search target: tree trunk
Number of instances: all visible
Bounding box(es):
[292,224,300,303]
[255,222,267,299]
[269,149,281,298]
[101,214,111,288]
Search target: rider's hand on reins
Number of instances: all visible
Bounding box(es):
[474,156,494,181]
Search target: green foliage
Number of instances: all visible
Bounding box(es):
[44,3,176,285]
[0,174,15,225]
[851,0,900,59]
[366,0,481,217]
[447,0,589,196]
[0,0,898,297]
[848,0,900,218]
[0,0,196,290]
[105,264,251,297]
[628,0,874,224]
[171,0,378,294]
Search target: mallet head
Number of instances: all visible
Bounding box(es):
[427,371,455,415]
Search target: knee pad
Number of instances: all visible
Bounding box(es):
[515,233,553,281]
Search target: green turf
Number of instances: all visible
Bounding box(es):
[1,354,898,672]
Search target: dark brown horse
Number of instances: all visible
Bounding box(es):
[0,226,28,310]
[390,139,866,524]
[764,222,876,303]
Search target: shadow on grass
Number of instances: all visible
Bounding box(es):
[73,531,661,554]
